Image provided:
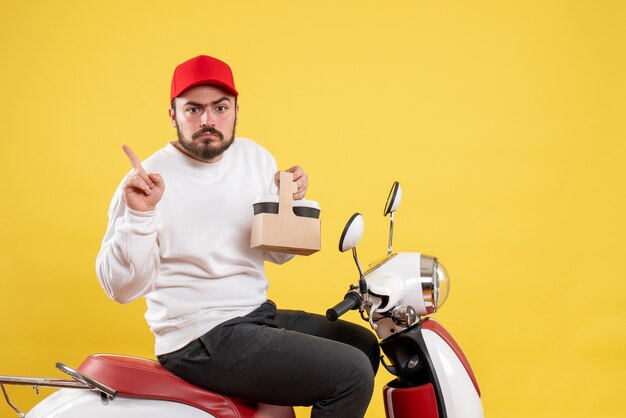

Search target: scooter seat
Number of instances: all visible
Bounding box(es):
[77,354,294,418]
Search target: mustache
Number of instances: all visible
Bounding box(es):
[192,126,224,140]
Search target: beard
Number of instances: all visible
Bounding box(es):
[176,123,235,162]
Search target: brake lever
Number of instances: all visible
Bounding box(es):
[368,300,382,330]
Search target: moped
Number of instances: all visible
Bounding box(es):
[327,181,483,418]
[0,181,483,418]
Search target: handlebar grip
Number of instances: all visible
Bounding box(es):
[326,292,362,321]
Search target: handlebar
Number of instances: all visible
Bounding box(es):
[326,292,362,321]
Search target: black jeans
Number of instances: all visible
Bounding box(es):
[158,301,380,418]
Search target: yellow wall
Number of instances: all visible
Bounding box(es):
[1,1,624,417]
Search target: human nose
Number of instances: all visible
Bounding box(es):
[200,109,215,128]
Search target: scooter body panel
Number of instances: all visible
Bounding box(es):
[26,389,214,418]
[422,330,483,418]
[379,319,483,418]
[383,383,439,418]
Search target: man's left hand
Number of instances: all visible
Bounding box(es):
[275,166,308,200]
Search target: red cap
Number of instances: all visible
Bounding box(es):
[170,55,238,103]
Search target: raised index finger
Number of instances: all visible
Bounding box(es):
[122,144,144,170]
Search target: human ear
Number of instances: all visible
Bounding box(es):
[168,108,177,127]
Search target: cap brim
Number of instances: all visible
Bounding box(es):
[174,79,239,101]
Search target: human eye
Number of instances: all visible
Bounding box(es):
[215,105,228,112]
[184,104,203,115]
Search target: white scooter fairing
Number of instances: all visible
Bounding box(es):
[421,322,483,418]
[27,389,212,418]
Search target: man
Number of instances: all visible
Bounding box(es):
[96,55,379,418]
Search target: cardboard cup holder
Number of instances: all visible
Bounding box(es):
[250,172,321,255]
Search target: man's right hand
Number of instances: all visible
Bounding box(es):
[122,144,165,212]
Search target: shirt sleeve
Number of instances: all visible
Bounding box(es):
[95,184,160,303]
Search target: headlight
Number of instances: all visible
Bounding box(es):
[420,256,451,314]
[434,260,450,310]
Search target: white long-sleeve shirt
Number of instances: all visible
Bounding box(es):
[96,138,293,355]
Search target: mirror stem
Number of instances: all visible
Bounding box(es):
[352,247,364,279]
[352,247,368,306]
[387,211,395,255]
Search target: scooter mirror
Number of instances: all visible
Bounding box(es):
[338,213,364,252]
[383,181,402,216]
